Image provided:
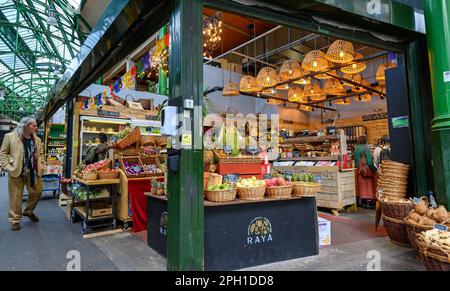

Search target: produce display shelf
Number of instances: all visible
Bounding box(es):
[73,207,114,221]
[83,131,120,135]
[72,176,120,186]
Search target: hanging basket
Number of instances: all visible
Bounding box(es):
[275,74,290,90]
[240,76,259,92]
[341,52,367,74]
[288,87,303,102]
[376,62,397,82]
[324,79,346,96]
[303,83,322,100]
[279,60,302,80]
[342,73,362,87]
[354,94,372,102]
[223,82,240,96]
[334,98,351,105]
[314,62,336,80]
[351,78,371,93]
[299,104,313,112]
[326,40,355,64]
[302,50,328,72]
[256,67,278,87]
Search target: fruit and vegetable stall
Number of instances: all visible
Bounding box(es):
[145,172,319,270]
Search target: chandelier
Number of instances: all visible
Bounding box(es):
[203,11,223,59]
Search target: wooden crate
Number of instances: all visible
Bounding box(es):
[88,202,113,217]
[119,156,146,178]
[273,165,356,214]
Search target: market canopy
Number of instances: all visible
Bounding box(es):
[0,0,91,121]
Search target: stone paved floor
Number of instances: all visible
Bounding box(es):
[0,174,425,271]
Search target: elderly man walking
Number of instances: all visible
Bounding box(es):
[0,117,45,231]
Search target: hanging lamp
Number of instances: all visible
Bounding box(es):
[334,98,351,105]
[279,60,302,80]
[267,98,282,105]
[373,85,386,97]
[302,50,328,72]
[288,87,303,102]
[315,62,337,80]
[304,83,324,101]
[275,74,290,90]
[326,40,355,64]
[240,75,259,92]
[256,67,278,88]
[351,78,371,93]
[293,67,311,85]
[341,52,367,74]
[324,79,346,96]
[376,62,397,82]
[223,82,240,96]
[354,94,372,102]
[299,104,313,112]
[342,73,362,87]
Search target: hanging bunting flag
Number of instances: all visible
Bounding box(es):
[164,30,169,47]
[130,65,137,78]
[123,72,133,89]
[102,89,109,100]
[89,97,96,109]
[142,51,150,71]
[113,78,122,93]
[136,59,144,77]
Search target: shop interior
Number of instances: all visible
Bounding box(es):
[41,7,417,269]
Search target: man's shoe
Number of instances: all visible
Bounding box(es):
[11,224,20,231]
[23,213,39,222]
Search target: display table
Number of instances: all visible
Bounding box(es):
[146,194,319,270]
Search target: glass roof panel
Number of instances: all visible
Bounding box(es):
[0,0,90,119]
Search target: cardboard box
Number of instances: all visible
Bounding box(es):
[318,217,331,246]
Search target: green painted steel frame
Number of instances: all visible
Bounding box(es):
[167,0,204,271]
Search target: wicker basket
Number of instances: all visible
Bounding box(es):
[404,217,433,253]
[381,160,410,169]
[115,127,142,150]
[266,186,293,199]
[292,182,321,197]
[98,171,119,180]
[381,200,414,220]
[140,135,157,146]
[415,233,450,271]
[238,187,266,201]
[382,214,411,247]
[82,172,98,181]
[205,189,238,203]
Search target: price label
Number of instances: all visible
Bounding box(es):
[224,146,232,155]
[223,174,239,183]
[263,173,272,180]
[182,133,192,147]
[433,224,448,231]
[429,195,438,209]
[247,146,259,155]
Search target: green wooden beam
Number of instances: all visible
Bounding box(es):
[167,0,204,271]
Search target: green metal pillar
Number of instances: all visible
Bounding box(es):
[167,0,204,270]
[158,25,168,96]
[424,0,450,209]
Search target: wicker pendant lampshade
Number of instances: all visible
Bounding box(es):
[351,78,371,93]
[280,60,302,80]
[334,98,351,105]
[373,85,386,97]
[376,62,397,82]
[342,73,362,87]
[267,98,282,105]
[354,94,372,102]
[324,79,346,96]
[256,67,277,87]
[341,52,367,74]
[240,75,259,92]
[304,83,324,101]
[326,40,355,64]
[299,104,313,112]
[262,87,277,96]
[315,69,338,80]
[275,74,290,90]
[223,82,240,96]
[288,87,303,102]
[302,50,328,72]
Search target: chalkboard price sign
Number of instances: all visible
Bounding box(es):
[263,173,272,180]
[223,174,239,183]
[98,110,120,117]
